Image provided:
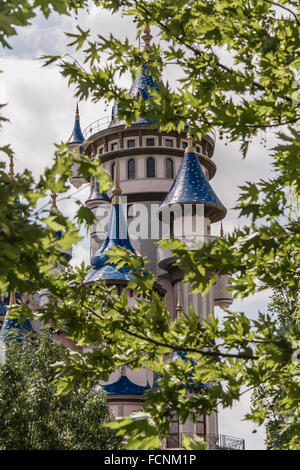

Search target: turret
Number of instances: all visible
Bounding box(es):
[67,103,87,188]
[213,223,232,309]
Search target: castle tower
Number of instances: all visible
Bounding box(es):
[68,27,234,448]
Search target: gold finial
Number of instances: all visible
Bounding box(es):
[185,133,195,154]
[75,102,79,121]
[142,25,153,51]
[112,160,121,205]
[51,193,57,210]
[220,221,224,237]
[8,292,17,310]
[9,155,14,181]
[176,284,183,320]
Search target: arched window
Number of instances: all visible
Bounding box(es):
[128,159,135,179]
[111,161,115,180]
[146,157,155,178]
[166,158,174,178]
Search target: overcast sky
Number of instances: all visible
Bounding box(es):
[0,4,277,450]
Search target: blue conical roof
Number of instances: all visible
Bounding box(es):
[84,202,136,283]
[130,63,160,101]
[85,180,111,207]
[160,148,226,222]
[102,375,150,396]
[0,294,34,344]
[68,104,84,144]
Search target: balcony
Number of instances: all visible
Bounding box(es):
[166,433,245,450]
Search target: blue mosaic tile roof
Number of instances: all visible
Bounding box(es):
[102,375,151,396]
[85,180,111,205]
[107,64,161,128]
[68,117,84,144]
[172,351,210,391]
[160,150,225,214]
[84,203,136,283]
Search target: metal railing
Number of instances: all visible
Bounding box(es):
[166,433,245,450]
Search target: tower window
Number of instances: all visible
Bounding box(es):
[128,159,135,179]
[196,145,202,153]
[182,141,188,149]
[166,158,174,178]
[146,157,155,178]
[111,161,115,180]
[127,139,136,148]
[146,138,155,147]
[165,139,173,148]
[111,142,118,151]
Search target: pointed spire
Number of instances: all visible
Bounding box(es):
[185,133,195,154]
[75,101,79,120]
[112,160,121,205]
[142,25,153,51]
[9,155,14,181]
[176,284,183,320]
[220,221,224,237]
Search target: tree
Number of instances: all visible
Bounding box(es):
[0,0,299,451]
[0,330,122,450]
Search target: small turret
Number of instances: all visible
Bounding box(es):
[0,293,34,345]
[68,103,84,145]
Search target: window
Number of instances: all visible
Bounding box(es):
[165,138,173,148]
[196,145,201,153]
[166,158,174,178]
[111,142,118,151]
[182,141,188,149]
[146,138,155,147]
[111,161,115,180]
[97,146,104,155]
[127,139,136,148]
[128,159,135,179]
[146,157,155,178]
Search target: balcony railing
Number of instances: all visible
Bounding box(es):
[166,433,245,450]
[83,116,216,144]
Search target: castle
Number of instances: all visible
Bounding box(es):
[0,27,245,450]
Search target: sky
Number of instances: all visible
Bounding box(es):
[0,4,276,450]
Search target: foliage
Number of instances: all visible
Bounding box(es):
[250,286,299,450]
[0,0,299,451]
[0,330,122,449]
